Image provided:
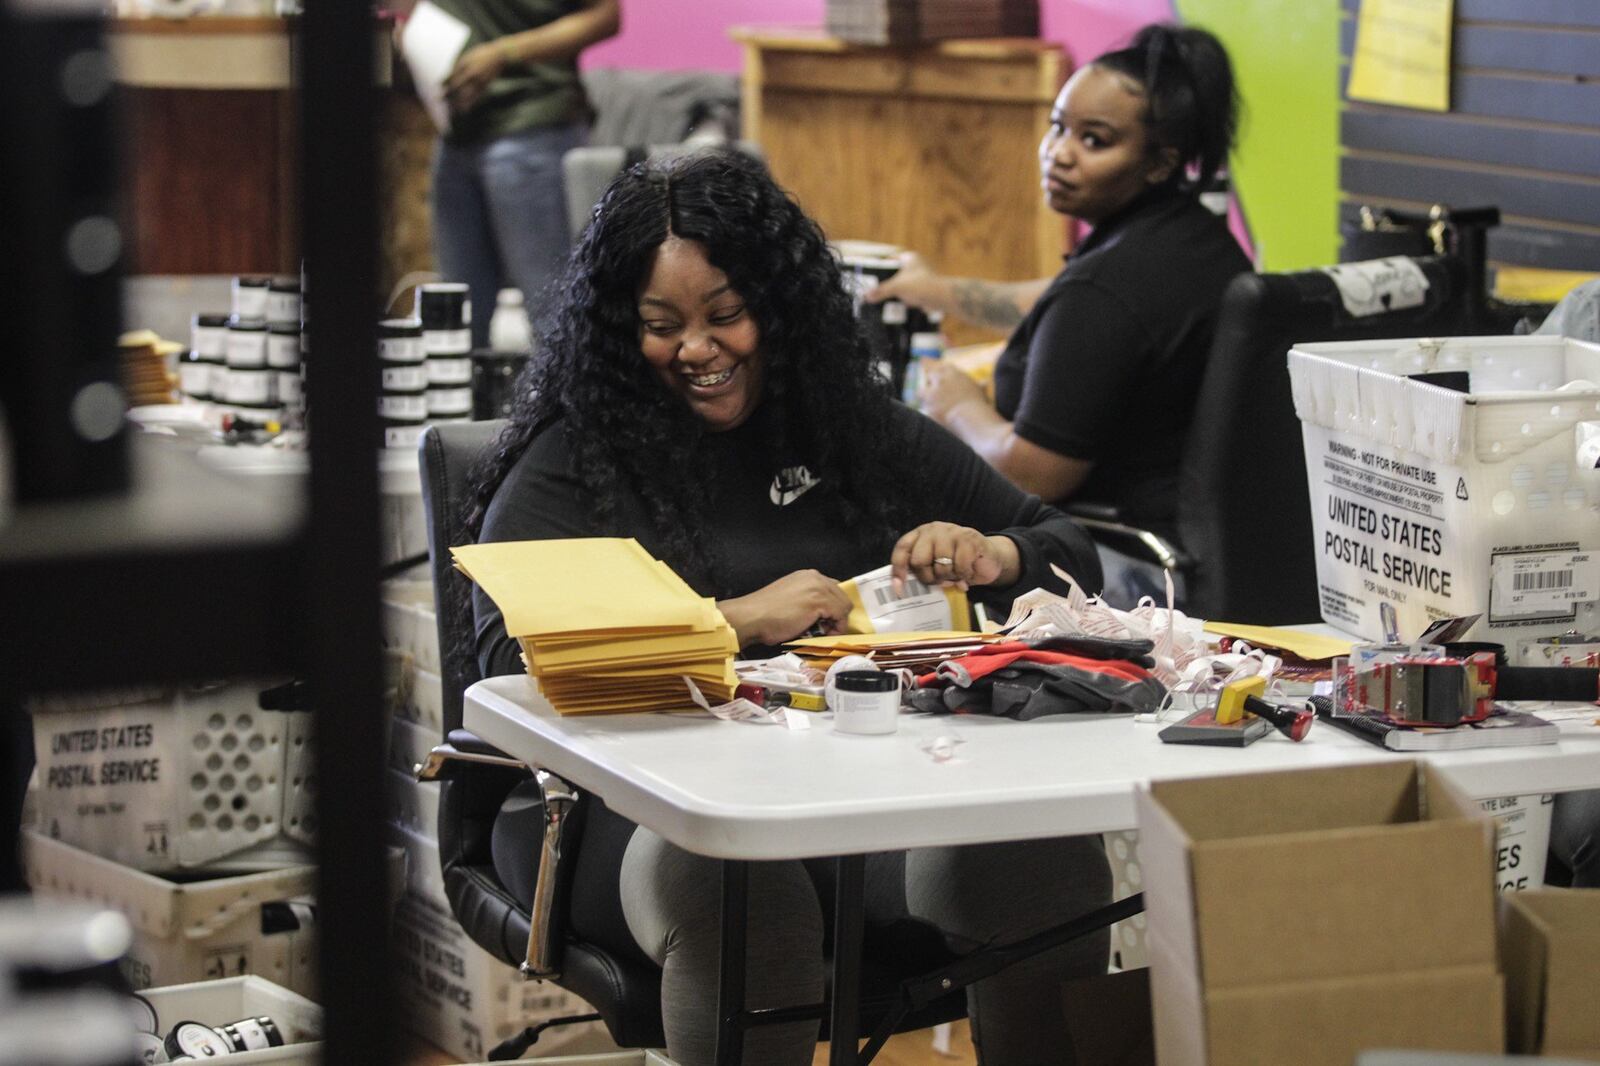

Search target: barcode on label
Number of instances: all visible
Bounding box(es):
[1514,570,1573,592]
[873,576,931,606]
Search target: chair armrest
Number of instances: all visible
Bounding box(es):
[416,735,527,780]
[1064,508,1191,575]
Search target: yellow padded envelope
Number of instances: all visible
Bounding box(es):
[459,537,738,715]
[452,538,720,638]
[1201,622,1354,662]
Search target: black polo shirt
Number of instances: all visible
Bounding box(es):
[991,186,1252,542]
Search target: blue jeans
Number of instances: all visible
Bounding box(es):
[430,122,585,349]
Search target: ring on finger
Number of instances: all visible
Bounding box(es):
[932,556,954,567]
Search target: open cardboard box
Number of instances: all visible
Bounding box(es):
[1502,888,1600,1061]
[1136,761,1504,1066]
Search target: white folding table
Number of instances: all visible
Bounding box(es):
[464,673,1600,1064]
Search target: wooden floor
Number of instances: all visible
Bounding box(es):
[404,1021,978,1065]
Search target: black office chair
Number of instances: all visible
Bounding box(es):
[1071,254,1475,625]
[414,421,969,1059]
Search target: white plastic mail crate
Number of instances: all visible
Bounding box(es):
[393,893,612,1062]
[22,830,318,999]
[139,976,322,1064]
[30,681,315,870]
[1290,335,1600,643]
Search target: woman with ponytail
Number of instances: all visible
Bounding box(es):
[869,24,1252,605]
[468,148,1111,1064]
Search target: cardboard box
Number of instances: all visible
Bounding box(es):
[1502,889,1600,1060]
[1136,762,1504,1066]
[1289,335,1600,643]
[1149,942,1502,1066]
[29,682,314,870]
[22,830,318,999]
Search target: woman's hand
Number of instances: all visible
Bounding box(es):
[918,361,989,425]
[891,523,1021,593]
[864,252,941,310]
[443,42,507,114]
[717,570,852,648]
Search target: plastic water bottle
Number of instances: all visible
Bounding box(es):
[488,288,532,352]
[902,316,946,408]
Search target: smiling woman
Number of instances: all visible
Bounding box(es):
[461,149,1114,1065]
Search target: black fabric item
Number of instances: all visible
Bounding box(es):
[1025,634,1156,667]
[475,401,1103,674]
[941,662,1167,720]
[991,186,1252,541]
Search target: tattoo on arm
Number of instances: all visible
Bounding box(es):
[951,280,1026,332]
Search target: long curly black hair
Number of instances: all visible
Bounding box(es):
[464,148,916,594]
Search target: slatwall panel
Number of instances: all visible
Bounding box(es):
[1338,0,1600,283]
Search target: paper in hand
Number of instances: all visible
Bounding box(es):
[400,0,471,134]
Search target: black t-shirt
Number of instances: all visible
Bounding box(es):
[474,401,1103,676]
[991,186,1252,540]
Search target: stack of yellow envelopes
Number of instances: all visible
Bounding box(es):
[786,631,1004,674]
[452,538,737,714]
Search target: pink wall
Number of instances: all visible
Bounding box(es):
[584,0,1165,73]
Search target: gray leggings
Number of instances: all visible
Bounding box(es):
[620,827,1113,1066]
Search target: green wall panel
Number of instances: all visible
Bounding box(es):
[1177,0,1341,270]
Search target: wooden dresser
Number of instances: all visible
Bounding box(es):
[732,27,1070,340]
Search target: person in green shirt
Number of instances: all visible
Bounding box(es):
[419,0,620,348]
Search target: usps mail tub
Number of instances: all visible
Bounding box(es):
[1290,335,1600,643]
[30,682,313,871]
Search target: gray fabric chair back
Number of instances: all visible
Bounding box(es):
[417,419,506,736]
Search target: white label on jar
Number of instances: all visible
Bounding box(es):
[379,393,429,420]
[192,325,227,359]
[266,332,300,368]
[423,328,472,355]
[385,423,427,449]
[225,329,268,368]
[831,688,899,735]
[427,386,474,415]
[223,368,274,405]
[379,336,424,363]
[426,356,473,385]
[277,371,302,404]
[266,291,301,322]
[232,282,269,319]
[382,365,428,392]
[179,361,211,397]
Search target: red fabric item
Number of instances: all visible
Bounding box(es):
[921,642,1154,688]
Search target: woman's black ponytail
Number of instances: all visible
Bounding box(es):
[1096,23,1239,194]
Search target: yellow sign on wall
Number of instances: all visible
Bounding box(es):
[1347,0,1454,112]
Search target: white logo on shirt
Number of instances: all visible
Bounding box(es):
[770,465,820,506]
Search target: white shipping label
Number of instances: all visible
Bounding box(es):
[1490,549,1600,617]
[850,564,954,633]
[1319,257,1429,318]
